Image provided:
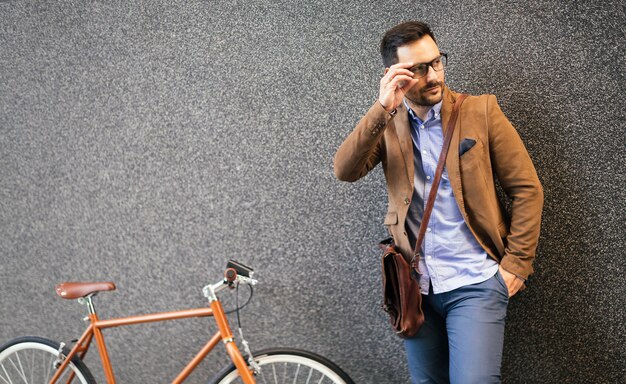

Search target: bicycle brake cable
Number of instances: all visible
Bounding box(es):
[223,283,253,315]
[235,282,242,328]
[233,282,261,374]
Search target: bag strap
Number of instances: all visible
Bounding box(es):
[410,94,468,273]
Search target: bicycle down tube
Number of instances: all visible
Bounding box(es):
[49,299,256,384]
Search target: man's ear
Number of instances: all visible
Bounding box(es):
[384,67,390,75]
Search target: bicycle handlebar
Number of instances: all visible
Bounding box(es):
[223,260,257,287]
[203,263,258,302]
[226,260,254,278]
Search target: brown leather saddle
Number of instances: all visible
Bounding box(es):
[55,282,116,300]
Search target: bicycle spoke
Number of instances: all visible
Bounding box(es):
[29,350,33,384]
[15,352,28,384]
[291,364,300,384]
[270,363,276,384]
[39,352,44,383]
[281,362,287,384]
[0,363,13,384]
[305,367,313,384]
[41,351,46,383]
[45,353,55,382]
[8,357,27,384]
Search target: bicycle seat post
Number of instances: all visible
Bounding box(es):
[76,293,117,382]
[78,296,95,314]
[77,295,98,319]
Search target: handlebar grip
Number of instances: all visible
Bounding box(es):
[224,268,237,283]
[226,260,254,278]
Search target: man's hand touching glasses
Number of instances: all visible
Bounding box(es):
[378,62,419,114]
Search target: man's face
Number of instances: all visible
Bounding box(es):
[396,35,445,107]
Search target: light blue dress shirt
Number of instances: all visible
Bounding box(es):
[403,98,499,294]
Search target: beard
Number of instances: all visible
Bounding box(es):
[406,81,444,107]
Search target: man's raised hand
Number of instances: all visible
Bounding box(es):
[378,62,418,113]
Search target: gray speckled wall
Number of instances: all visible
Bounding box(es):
[1,0,624,383]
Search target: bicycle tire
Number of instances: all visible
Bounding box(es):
[0,336,96,384]
[210,348,355,384]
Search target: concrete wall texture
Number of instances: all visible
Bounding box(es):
[1,0,624,383]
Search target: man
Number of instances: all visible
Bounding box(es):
[334,21,543,383]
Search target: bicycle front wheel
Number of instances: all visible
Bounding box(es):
[0,336,96,384]
[212,348,354,384]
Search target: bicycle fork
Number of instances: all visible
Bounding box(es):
[238,327,261,375]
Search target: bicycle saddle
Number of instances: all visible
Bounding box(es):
[55,282,116,299]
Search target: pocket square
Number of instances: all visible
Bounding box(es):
[459,138,476,156]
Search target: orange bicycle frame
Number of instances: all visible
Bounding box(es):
[49,299,255,384]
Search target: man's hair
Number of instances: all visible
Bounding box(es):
[380,21,437,67]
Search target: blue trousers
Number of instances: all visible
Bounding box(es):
[404,270,509,384]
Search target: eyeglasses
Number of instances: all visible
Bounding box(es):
[409,53,447,78]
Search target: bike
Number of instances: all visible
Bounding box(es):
[0,260,354,384]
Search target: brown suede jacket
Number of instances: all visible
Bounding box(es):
[334,86,544,280]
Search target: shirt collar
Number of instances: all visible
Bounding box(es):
[403,98,443,124]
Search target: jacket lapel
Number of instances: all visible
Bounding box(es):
[441,87,468,217]
[395,102,414,188]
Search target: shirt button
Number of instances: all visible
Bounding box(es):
[427,228,432,232]
[426,255,432,259]
[422,150,427,154]
[426,175,431,180]
[420,125,424,129]
[404,197,410,205]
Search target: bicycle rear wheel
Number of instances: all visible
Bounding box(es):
[211,348,354,384]
[0,336,96,384]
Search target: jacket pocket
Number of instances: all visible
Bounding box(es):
[459,138,484,165]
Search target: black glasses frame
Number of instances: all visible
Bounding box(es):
[409,53,448,79]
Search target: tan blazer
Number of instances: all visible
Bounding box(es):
[334,87,543,280]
